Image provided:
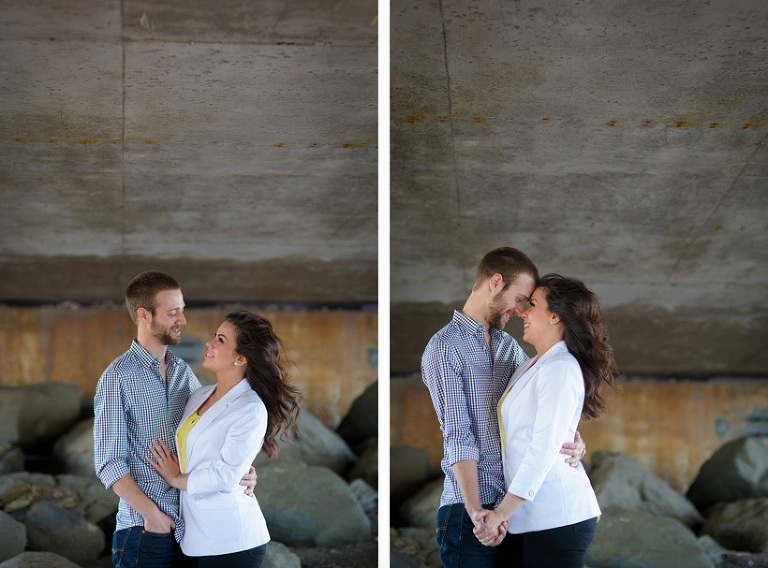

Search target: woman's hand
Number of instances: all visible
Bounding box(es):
[147,439,183,489]
[240,466,258,496]
[560,430,587,468]
[473,509,508,547]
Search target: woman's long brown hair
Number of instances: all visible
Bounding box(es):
[226,310,300,457]
[538,274,618,420]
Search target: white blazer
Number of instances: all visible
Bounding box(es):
[176,379,270,556]
[498,341,601,533]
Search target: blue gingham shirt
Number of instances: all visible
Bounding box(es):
[94,340,201,542]
[422,310,528,508]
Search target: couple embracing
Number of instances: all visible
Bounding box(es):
[423,247,617,568]
[94,271,300,568]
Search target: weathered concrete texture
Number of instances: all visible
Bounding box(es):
[391,0,768,375]
[0,0,376,304]
[392,303,768,375]
[123,0,377,45]
[391,375,768,493]
[0,305,377,429]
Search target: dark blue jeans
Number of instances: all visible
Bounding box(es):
[501,517,598,568]
[194,545,266,568]
[436,504,500,568]
[112,527,182,568]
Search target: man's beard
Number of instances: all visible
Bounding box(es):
[152,321,181,346]
[487,291,507,331]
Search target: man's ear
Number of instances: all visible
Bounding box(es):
[137,307,151,322]
[489,273,504,293]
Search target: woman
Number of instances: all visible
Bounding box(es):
[148,310,300,568]
[480,274,616,567]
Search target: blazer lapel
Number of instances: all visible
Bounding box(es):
[184,379,251,451]
[501,356,537,399]
[503,341,570,401]
[177,385,216,431]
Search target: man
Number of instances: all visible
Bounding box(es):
[422,247,585,568]
[94,271,255,568]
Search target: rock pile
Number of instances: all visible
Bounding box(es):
[391,437,768,568]
[0,381,378,568]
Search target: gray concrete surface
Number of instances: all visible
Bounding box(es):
[391,0,768,374]
[0,0,377,304]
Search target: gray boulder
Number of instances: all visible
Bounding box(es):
[0,473,56,513]
[52,418,95,478]
[0,472,117,525]
[391,445,431,502]
[0,552,83,568]
[0,510,26,563]
[0,383,82,448]
[263,541,301,568]
[349,443,378,487]
[687,437,768,512]
[391,527,442,568]
[254,463,371,546]
[698,535,727,566]
[25,502,104,563]
[399,477,443,528]
[701,498,768,553]
[587,510,714,568]
[55,474,119,523]
[0,441,24,475]
[350,477,378,534]
[336,381,378,449]
[390,550,423,568]
[254,410,356,475]
[588,451,704,528]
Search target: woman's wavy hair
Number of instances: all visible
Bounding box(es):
[537,274,618,420]
[226,310,301,457]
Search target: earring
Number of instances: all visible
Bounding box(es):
[234,361,239,366]
[549,321,554,325]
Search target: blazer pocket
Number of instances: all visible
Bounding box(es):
[192,492,236,510]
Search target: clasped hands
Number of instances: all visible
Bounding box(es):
[471,508,508,547]
[472,431,586,547]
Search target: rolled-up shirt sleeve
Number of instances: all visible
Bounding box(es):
[94,370,131,489]
[423,339,479,465]
[186,402,267,497]
[507,358,582,501]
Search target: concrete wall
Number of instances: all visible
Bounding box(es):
[391,375,768,492]
[0,305,377,428]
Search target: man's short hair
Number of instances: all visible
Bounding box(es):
[474,247,539,291]
[125,271,180,324]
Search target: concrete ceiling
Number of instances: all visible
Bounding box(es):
[0,0,377,304]
[391,0,768,375]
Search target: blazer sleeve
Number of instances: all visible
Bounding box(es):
[506,357,583,501]
[186,399,267,497]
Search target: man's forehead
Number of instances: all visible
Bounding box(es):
[155,288,184,308]
[507,274,536,296]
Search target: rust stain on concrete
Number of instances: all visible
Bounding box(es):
[406,114,428,124]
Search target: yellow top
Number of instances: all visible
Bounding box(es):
[497,387,513,448]
[177,411,201,473]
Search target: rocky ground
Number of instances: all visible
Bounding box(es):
[391,437,768,568]
[292,541,379,568]
[0,381,379,568]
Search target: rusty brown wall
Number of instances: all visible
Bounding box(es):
[390,375,768,492]
[0,305,378,427]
